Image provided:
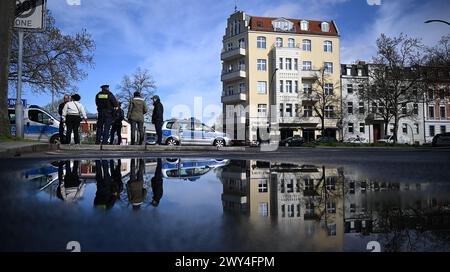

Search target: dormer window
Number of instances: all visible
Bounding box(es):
[321,22,330,32]
[300,20,309,31]
[257,20,264,27]
[272,19,295,32]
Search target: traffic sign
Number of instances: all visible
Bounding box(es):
[14,0,46,31]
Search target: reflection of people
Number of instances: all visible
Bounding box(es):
[151,158,163,207]
[57,160,85,202]
[110,159,123,199]
[127,159,147,209]
[94,160,117,209]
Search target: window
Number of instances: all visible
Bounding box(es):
[279,58,283,70]
[402,123,408,134]
[440,106,446,119]
[257,59,267,71]
[359,102,365,114]
[279,80,284,93]
[358,84,364,92]
[326,177,336,190]
[258,180,268,193]
[294,80,298,93]
[238,38,245,48]
[360,123,365,133]
[285,58,292,70]
[324,62,333,73]
[413,103,418,115]
[295,104,299,117]
[286,104,293,117]
[288,38,295,48]
[402,103,407,115]
[286,80,292,93]
[442,126,447,133]
[302,39,311,51]
[303,106,313,117]
[276,37,283,47]
[324,83,334,95]
[321,22,330,32]
[348,123,354,133]
[428,89,434,100]
[238,59,245,70]
[347,102,353,114]
[239,83,246,93]
[258,104,267,117]
[325,106,334,118]
[227,42,233,51]
[324,40,332,52]
[257,36,266,48]
[303,61,312,71]
[429,106,435,119]
[279,104,284,117]
[414,123,419,134]
[257,20,263,27]
[232,20,241,36]
[303,83,312,94]
[326,201,336,213]
[259,203,268,217]
[28,110,51,124]
[227,64,233,73]
[440,89,445,101]
[347,84,353,94]
[430,125,435,136]
[257,81,267,94]
[294,59,298,70]
[226,85,234,95]
[371,102,378,114]
[300,20,309,31]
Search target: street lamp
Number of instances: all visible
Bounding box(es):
[424,20,450,26]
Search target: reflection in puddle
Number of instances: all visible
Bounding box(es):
[7,158,450,251]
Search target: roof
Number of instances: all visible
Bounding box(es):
[249,16,339,36]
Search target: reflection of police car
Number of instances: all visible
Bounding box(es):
[161,118,232,147]
[162,158,229,181]
[8,104,61,143]
[23,165,59,190]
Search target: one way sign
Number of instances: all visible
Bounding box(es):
[14,0,46,31]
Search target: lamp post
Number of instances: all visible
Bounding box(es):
[424,20,450,26]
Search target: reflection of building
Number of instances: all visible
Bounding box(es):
[80,159,131,179]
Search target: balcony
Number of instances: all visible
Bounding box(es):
[301,94,320,104]
[278,116,302,124]
[221,92,247,103]
[221,47,246,61]
[301,70,318,79]
[221,69,246,82]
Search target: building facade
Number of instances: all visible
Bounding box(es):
[221,11,341,142]
[341,62,425,144]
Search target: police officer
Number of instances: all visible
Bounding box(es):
[95,85,119,145]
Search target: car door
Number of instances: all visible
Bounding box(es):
[179,121,193,144]
[192,122,206,145]
[25,109,56,141]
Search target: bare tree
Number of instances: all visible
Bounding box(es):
[309,67,341,138]
[358,34,424,142]
[8,11,95,97]
[116,67,156,117]
[426,34,450,66]
[0,0,15,137]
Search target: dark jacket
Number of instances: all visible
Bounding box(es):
[58,101,67,117]
[95,90,118,114]
[113,108,125,124]
[152,100,164,124]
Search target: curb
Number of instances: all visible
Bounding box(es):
[0,143,57,157]
[58,145,246,152]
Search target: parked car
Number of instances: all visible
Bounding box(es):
[279,136,305,147]
[377,135,396,143]
[161,118,232,147]
[314,136,337,144]
[346,136,368,144]
[432,133,450,147]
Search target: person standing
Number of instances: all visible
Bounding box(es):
[127,92,148,145]
[58,94,70,144]
[110,102,124,145]
[62,94,87,145]
[151,95,164,145]
[95,85,119,145]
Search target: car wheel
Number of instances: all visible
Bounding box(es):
[214,139,225,147]
[285,142,289,147]
[166,138,179,146]
[50,135,61,144]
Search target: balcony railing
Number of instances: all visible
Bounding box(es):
[221,68,246,82]
[221,46,246,61]
[221,92,247,103]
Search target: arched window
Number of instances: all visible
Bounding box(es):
[302,39,311,51]
[300,20,309,31]
[257,36,266,49]
[321,22,330,32]
[324,41,332,52]
[276,37,283,47]
[288,38,295,48]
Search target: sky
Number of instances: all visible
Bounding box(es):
[18,0,450,123]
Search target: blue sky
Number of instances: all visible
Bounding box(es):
[19,0,450,123]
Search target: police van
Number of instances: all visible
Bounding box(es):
[8,101,62,144]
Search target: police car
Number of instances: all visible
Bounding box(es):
[161,118,232,147]
[8,105,62,144]
[161,158,230,181]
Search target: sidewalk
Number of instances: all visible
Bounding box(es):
[0,141,56,157]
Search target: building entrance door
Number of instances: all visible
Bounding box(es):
[373,124,381,141]
[302,129,315,142]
